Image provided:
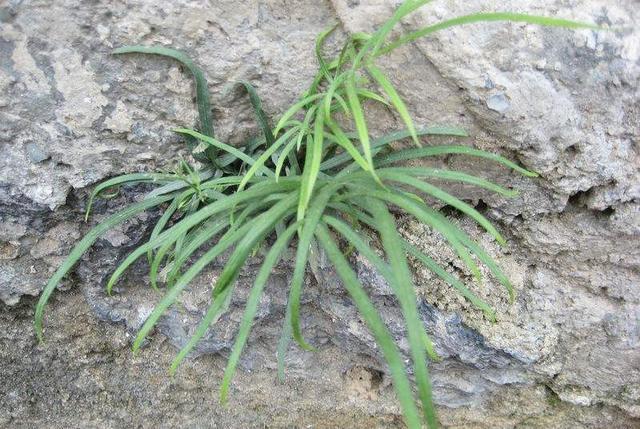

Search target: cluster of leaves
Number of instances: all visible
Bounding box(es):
[35,1,599,428]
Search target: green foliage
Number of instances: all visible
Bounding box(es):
[36,3,601,428]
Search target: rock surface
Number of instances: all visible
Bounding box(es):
[1,0,639,427]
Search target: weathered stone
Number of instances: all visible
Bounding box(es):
[0,0,638,427]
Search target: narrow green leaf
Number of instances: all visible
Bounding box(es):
[323,73,346,120]
[439,215,515,302]
[356,88,390,106]
[113,45,217,164]
[273,93,324,137]
[220,222,298,403]
[367,64,419,146]
[35,194,174,342]
[237,81,275,147]
[352,0,434,68]
[316,24,339,82]
[321,126,468,172]
[157,216,230,290]
[378,12,604,57]
[85,173,176,221]
[315,224,423,429]
[290,182,343,351]
[173,128,274,177]
[149,238,177,291]
[239,126,299,191]
[169,286,234,371]
[134,194,296,355]
[325,119,370,173]
[347,185,483,282]
[344,73,375,172]
[378,171,506,244]
[275,138,299,181]
[296,105,317,151]
[147,196,181,264]
[146,174,242,202]
[404,242,496,321]
[367,199,436,427]
[166,194,297,369]
[377,145,538,177]
[106,182,298,293]
[297,112,324,222]
[382,167,519,197]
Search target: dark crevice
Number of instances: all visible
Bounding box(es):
[566,187,617,218]
[474,199,488,213]
[567,189,589,208]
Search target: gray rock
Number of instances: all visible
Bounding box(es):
[0,0,638,427]
[486,93,511,114]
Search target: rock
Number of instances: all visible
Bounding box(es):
[0,0,639,427]
[486,93,511,114]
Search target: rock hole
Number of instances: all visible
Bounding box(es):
[600,206,615,217]
[474,199,488,212]
[439,204,461,218]
[567,189,590,208]
[345,366,384,401]
[544,385,561,407]
[565,144,579,156]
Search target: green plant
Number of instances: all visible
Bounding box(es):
[35,2,601,428]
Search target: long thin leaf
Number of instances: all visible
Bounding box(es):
[167,194,298,369]
[144,169,215,200]
[404,242,496,321]
[321,126,468,172]
[85,173,176,221]
[325,119,370,173]
[147,195,181,264]
[352,0,434,68]
[173,128,274,177]
[377,145,538,177]
[273,93,324,136]
[296,105,317,151]
[378,171,505,244]
[367,64,419,146]
[35,194,174,342]
[433,211,515,301]
[289,181,343,351]
[378,12,603,57]
[239,126,299,191]
[347,185,482,281]
[106,181,299,293]
[316,24,339,82]
[275,138,299,180]
[383,167,519,197]
[113,45,217,164]
[315,224,423,429]
[297,112,324,222]
[220,222,298,402]
[344,73,375,173]
[367,199,436,427]
[237,81,275,147]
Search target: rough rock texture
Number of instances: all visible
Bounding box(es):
[1,0,638,427]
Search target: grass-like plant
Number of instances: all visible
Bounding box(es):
[35,2,600,427]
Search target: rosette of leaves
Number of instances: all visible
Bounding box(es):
[35,1,601,427]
